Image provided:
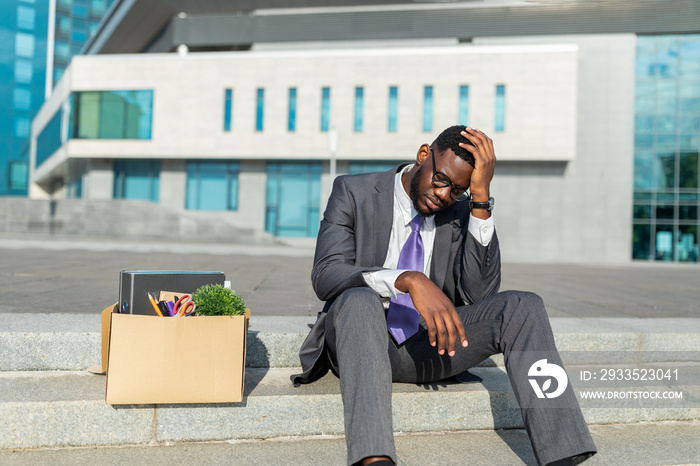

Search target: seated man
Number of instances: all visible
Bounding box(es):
[292,125,597,466]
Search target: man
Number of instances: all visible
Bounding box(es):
[292,125,597,466]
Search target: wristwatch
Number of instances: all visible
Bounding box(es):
[469,196,494,211]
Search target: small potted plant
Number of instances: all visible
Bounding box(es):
[191,284,246,316]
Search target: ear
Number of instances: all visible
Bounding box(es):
[415,144,430,166]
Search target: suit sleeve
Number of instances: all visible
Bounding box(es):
[455,220,501,306]
[311,176,383,302]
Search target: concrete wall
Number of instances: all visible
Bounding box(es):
[0,197,272,243]
[476,34,636,263]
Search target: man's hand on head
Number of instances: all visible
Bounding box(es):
[460,128,496,220]
[394,271,468,356]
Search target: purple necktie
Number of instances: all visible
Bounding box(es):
[386,214,424,344]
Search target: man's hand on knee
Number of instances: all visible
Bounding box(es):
[395,271,468,356]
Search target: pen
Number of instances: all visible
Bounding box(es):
[148,292,164,317]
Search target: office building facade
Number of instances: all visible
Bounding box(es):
[27,1,700,264]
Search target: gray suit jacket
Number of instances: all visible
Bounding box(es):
[291,164,501,385]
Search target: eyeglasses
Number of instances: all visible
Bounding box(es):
[430,147,469,201]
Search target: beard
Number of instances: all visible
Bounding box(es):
[409,164,437,217]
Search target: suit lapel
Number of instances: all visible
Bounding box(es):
[430,207,459,290]
[372,167,398,266]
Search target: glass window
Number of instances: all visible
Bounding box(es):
[17,6,36,30]
[113,160,160,202]
[73,4,88,18]
[266,162,321,237]
[354,87,364,133]
[679,152,699,188]
[388,86,398,133]
[678,225,698,262]
[632,224,652,260]
[14,117,30,138]
[634,151,654,189]
[15,33,34,58]
[55,41,70,60]
[13,88,31,110]
[655,152,676,189]
[288,87,297,132]
[186,161,239,211]
[70,90,153,140]
[71,30,87,43]
[655,225,674,261]
[90,0,106,15]
[36,108,64,168]
[223,88,232,132]
[680,37,700,77]
[56,14,71,36]
[423,86,433,133]
[256,88,264,132]
[458,85,469,126]
[53,67,65,85]
[320,87,330,132]
[9,161,29,192]
[495,84,506,132]
[14,60,32,84]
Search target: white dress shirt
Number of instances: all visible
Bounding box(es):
[363,165,495,307]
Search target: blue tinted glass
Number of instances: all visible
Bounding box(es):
[14,117,31,138]
[224,88,232,132]
[458,85,469,126]
[73,4,88,17]
[113,160,160,202]
[656,36,680,78]
[185,161,239,211]
[679,36,700,76]
[320,87,330,132]
[14,60,33,84]
[288,87,297,132]
[55,41,70,60]
[17,6,36,30]
[15,33,35,57]
[495,85,506,132]
[354,87,363,132]
[37,109,64,168]
[388,86,398,132]
[70,90,153,140]
[9,162,29,191]
[71,30,86,43]
[57,15,71,36]
[54,67,65,85]
[265,163,321,237]
[13,88,31,110]
[256,88,264,132]
[423,86,433,132]
[91,0,106,15]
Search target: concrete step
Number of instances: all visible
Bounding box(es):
[1,364,699,450]
[2,421,700,465]
[1,314,699,371]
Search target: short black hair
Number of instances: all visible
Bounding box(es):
[432,125,475,167]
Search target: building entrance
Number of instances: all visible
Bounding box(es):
[265,162,321,237]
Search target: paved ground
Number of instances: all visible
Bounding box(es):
[1,422,698,465]
[1,235,699,317]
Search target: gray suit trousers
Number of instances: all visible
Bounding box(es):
[324,288,597,466]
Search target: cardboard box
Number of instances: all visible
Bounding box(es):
[90,304,249,405]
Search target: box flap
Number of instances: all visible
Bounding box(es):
[86,303,117,375]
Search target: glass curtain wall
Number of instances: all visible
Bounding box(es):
[633,34,700,262]
[186,161,239,211]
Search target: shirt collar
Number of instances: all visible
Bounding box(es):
[394,165,436,231]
